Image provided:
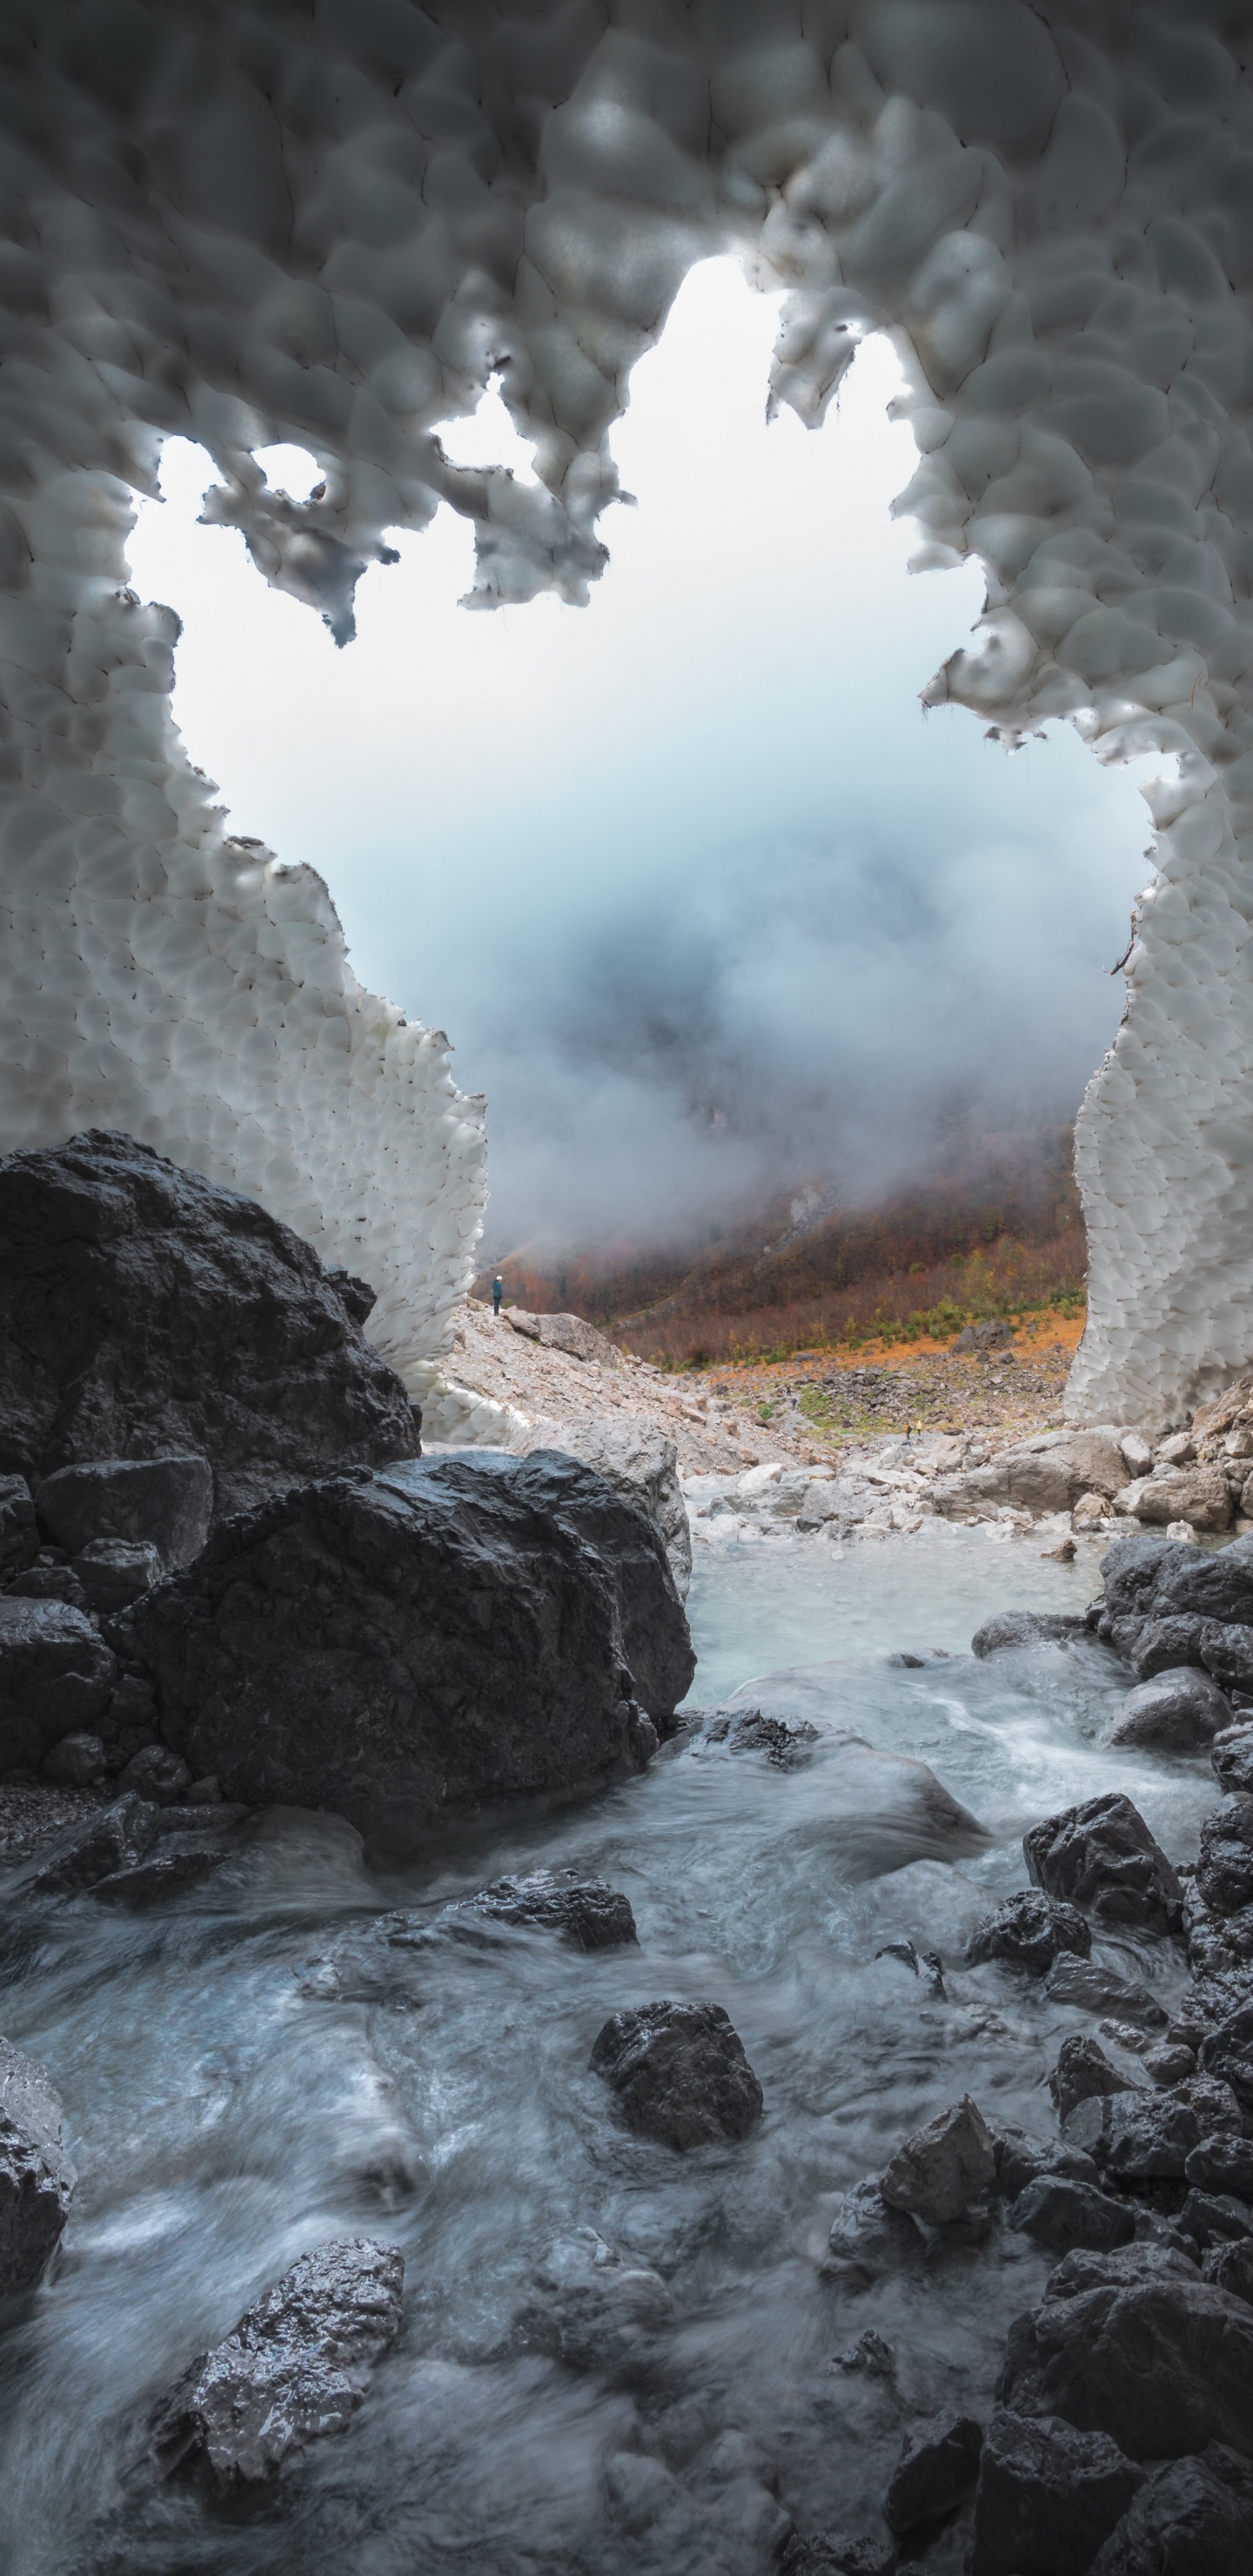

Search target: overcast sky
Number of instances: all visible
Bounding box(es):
[127,259,1156,1258]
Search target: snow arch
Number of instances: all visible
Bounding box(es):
[2,1,1251,1419]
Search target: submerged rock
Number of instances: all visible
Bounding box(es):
[967,1889,1091,1976]
[589,2000,762,2151]
[0,2037,76,2297]
[513,2229,672,2371]
[969,2408,1143,2576]
[1023,1793,1183,1935]
[117,1452,692,1813]
[824,2179,924,2284]
[151,2237,404,2489]
[0,1598,117,1770]
[694,1708,821,1767]
[446,1869,637,1949]
[1103,1667,1230,1751]
[971,1610,1086,1656]
[1044,1955,1168,2029]
[883,2412,983,2535]
[880,2094,995,2226]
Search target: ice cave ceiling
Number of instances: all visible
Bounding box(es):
[2,0,1252,1424]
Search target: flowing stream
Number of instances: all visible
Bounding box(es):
[0,1525,1221,2573]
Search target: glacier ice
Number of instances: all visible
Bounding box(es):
[3,3,1253,1419]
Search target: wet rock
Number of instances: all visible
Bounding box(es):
[513,2229,672,2371]
[967,1890,1091,1976]
[1212,1726,1253,1796]
[41,1732,107,1788]
[114,1745,192,1807]
[1100,1534,1189,1632]
[72,1538,161,1613]
[1009,2178,1136,2257]
[1049,2036,1136,2125]
[0,2037,76,2296]
[0,1599,117,1768]
[824,2178,924,2284]
[151,2237,404,2489]
[1045,2243,1201,2299]
[1130,1614,1209,1679]
[1023,1793,1183,1935]
[1203,2237,1253,2304]
[446,1870,636,1949]
[1045,1956,1169,2029]
[0,1131,418,1524]
[971,1610,1085,1656]
[834,2329,897,2378]
[988,2123,1100,2201]
[1089,2455,1253,2574]
[998,2267,1253,2458]
[1103,1668,1230,1751]
[90,1837,227,1908]
[21,1792,159,1898]
[883,2412,983,2535]
[1196,1796,1253,1918]
[1062,2088,1201,2181]
[1178,2189,1253,2251]
[1198,1621,1253,1694]
[117,1453,691,1812]
[880,2094,995,2226]
[590,2001,762,2151]
[1198,2002,1253,2112]
[0,1474,36,1573]
[780,2535,895,2576]
[522,1415,691,1600]
[1149,1533,1253,1629]
[1185,2133,1253,2197]
[695,1708,821,1767]
[35,1456,212,1569]
[968,2407,1143,2576]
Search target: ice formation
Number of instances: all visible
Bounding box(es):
[3,3,1252,1420]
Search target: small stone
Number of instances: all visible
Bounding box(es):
[1196,1796,1253,1919]
[967,1890,1091,1977]
[151,2237,404,2488]
[1144,2043,1197,2085]
[1049,2036,1137,2124]
[1212,1726,1253,1797]
[1062,2088,1200,2182]
[590,2000,763,2150]
[883,2413,983,2535]
[833,2330,896,2378]
[41,1732,107,1788]
[881,2093,995,2226]
[115,1746,192,1806]
[7,1563,90,1611]
[1185,2132,1253,2197]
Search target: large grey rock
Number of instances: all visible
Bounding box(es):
[506,1309,623,1367]
[116,1453,693,1814]
[36,1457,211,1568]
[972,1611,1086,1656]
[1104,1667,1231,1751]
[824,2178,924,2284]
[937,1433,1128,1521]
[151,2237,404,2488]
[0,1130,418,1522]
[1023,1793,1183,1934]
[519,1413,690,1599]
[1131,1614,1210,1679]
[1115,1468,1233,1532]
[998,2267,1253,2457]
[0,1598,117,1768]
[0,1475,36,1573]
[1196,1796,1253,1919]
[1149,1534,1253,1627]
[0,2038,76,2296]
[880,2094,995,2226]
[883,2412,982,2536]
[1089,2456,1253,2574]
[967,1889,1091,1976]
[589,2000,762,2150]
[969,2408,1143,2576]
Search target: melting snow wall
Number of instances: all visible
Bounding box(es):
[2,2,1251,1423]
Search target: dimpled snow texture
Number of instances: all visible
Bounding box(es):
[3,5,1253,1420]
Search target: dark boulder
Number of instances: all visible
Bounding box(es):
[0,1599,117,1768]
[115,1454,693,1814]
[36,1457,211,1567]
[1186,2132,1253,2197]
[71,1540,161,1613]
[1045,1956,1169,2029]
[988,2123,1100,2202]
[1049,2036,1136,2125]
[1103,1668,1230,1751]
[1178,2190,1253,2251]
[1131,1615,1209,1679]
[967,1890,1091,1976]
[971,1611,1084,1657]
[8,1562,89,1611]
[1199,2002,1253,2113]
[0,2036,76,2296]
[21,1793,160,1899]
[1150,1536,1253,1629]
[1196,1797,1253,1919]
[151,2237,404,2488]
[883,2412,983,2535]
[969,2408,1143,2576]
[446,1870,637,1949]
[780,2537,895,2576]
[1212,1727,1253,1796]
[881,2095,995,2225]
[0,1476,36,1573]
[1199,1621,1253,1694]
[0,1130,419,1522]
[998,2268,1253,2458]
[1204,2237,1253,2304]
[1100,1534,1183,1629]
[42,1732,107,1788]
[1089,2455,1253,2574]
[1062,2088,1202,2181]
[589,2001,762,2151]
[1023,1793,1183,1934]
[1009,2178,1135,2257]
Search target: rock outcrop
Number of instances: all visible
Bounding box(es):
[151,2237,404,2488]
[117,1454,693,1814]
[0,1131,419,1522]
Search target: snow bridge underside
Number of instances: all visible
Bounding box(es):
[3,0,1253,1424]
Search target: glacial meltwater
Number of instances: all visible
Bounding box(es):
[0,1526,1220,2573]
